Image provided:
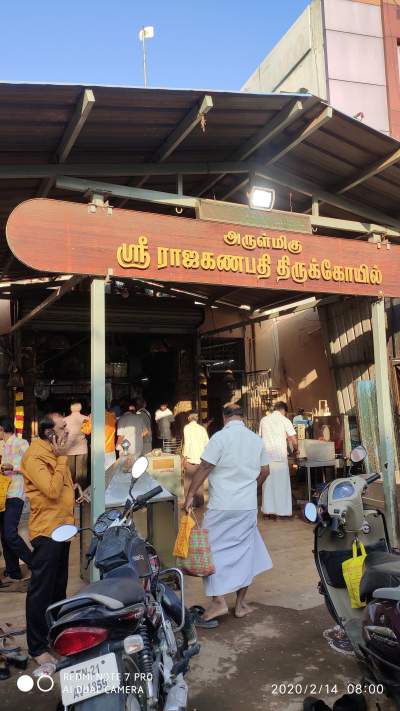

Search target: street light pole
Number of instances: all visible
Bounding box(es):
[139,26,154,88]
[141,29,148,88]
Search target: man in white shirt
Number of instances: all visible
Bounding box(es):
[259,401,297,519]
[134,397,152,454]
[184,403,272,626]
[182,412,209,508]
[0,417,31,583]
[155,403,175,447]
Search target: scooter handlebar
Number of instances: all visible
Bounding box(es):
[366,472,381,485]
[135,486,163,506]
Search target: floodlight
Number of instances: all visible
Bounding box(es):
[249,186,275,211]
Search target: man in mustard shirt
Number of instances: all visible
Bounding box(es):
[22,413,75,664]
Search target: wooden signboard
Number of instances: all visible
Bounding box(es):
[6,198,400,298]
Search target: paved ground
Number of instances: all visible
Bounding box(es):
[0,515,395,710]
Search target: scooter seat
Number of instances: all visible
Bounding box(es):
[360,551,400,602]
[59,565,145,614]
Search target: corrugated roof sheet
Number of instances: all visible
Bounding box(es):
[2,82,400,295]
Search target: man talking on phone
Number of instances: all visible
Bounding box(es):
[22,413,75,665]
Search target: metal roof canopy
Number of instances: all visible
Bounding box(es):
[3,81,400,316]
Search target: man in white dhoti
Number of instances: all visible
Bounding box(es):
[184,403,272,627]
[259,402,297,518]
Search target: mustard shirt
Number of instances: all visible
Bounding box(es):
[22,438,74,540]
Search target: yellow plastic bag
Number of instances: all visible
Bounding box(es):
[342,540,367,609]
[173,511,195,558]
[0,473,11,513]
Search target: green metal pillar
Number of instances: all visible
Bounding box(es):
[90,278,106,580]
[371,297,400,548]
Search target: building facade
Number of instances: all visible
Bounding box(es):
[243,0,400,138]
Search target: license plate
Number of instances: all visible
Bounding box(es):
[60,652,119,706]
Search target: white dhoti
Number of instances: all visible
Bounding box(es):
[202,509,273,597]
[262,460,292,516]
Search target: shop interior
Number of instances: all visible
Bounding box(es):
[6,278,369,504]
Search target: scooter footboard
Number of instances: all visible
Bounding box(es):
[314,510,388,627]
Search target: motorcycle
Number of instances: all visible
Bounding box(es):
[305,445,400,708]
[38,456,200,711]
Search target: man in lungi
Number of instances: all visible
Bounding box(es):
[184,403,272,627]
[259,401,298,519]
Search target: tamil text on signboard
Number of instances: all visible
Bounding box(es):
[6,198,397,298]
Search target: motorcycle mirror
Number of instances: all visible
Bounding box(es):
[121,438,131,456]
[304,502,318,523]
[350,444,367,464]
[51,523,79,542]
[132,456,148,480]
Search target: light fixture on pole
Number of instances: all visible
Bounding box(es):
[138,26,154,88]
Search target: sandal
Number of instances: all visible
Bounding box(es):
[0,657,10,681]
[0,637,20,654]
[0,623,26,639]
[189,605,219,629]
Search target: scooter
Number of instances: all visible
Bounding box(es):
[305,445,400,708]
[37,456,200,711]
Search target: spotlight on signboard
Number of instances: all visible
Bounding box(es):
[248,185,275,211]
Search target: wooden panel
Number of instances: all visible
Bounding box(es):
[6,198,400,298]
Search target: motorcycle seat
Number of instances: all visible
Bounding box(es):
[59,565,145,614]
[360,551,400,602]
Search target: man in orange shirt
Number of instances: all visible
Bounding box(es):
[81,406,116,470]
[22,413,74,664]
[105,407,117,469]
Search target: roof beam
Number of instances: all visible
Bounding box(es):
[120,94,214,206]
[196,99,305,197]
[1,160,257,180]
[56,176,400,237]
[256,165,400,231]
[56,176,200,208]
[222,106,333,201]
[57,89,96,163]
[8,275,83,334]
[336,146,400,195]
[259,106,333,166]
[201,298,319,336]
[38,89,95,197]
[310,215,400,238]
[200,295,340,338]
[209,287,244,303]
[152,94,214,164]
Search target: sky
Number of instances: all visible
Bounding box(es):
[1,0,309,90]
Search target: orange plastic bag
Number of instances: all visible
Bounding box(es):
[173,511,195,558]
[81,419,92,436]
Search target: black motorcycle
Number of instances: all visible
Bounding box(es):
[40,456,199,711]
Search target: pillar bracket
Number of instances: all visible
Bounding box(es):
[87,192,113,215]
